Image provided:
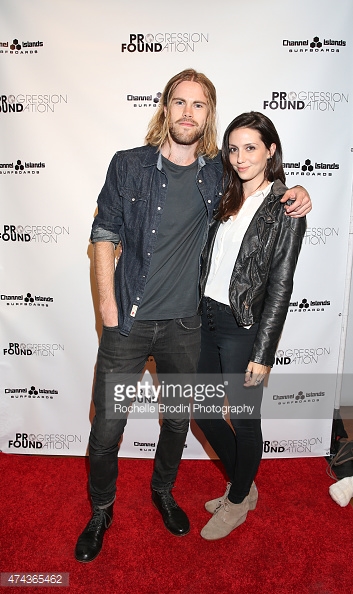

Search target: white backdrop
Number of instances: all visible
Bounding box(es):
[1,0,353,459]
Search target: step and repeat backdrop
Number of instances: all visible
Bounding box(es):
[1,0,353,459]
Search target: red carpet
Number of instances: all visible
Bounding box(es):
[1,453,353,594]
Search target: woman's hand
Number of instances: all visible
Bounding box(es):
[244,361,270,387]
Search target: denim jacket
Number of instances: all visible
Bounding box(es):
[91,145,223,335]
[200,180,306,366]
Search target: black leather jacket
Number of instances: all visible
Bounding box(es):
[200,180,306,367]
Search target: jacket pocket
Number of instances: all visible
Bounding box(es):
[122,188,148,228]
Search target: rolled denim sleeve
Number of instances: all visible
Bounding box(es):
[90,225,120,245]
[90,152,122,245]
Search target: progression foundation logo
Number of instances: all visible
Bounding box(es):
[0,159,45,175]
[275,347,330,366]
[283,157,339,177]
[0,38,44,55]
[121,32,209,53]
[263,437,324,454]
[5,385,59,400]
[0,94,68,114]
[263,90,348,112]
[3,342,64,356]
[282,35,346,53]
[289,298,330,313]
[1,292,54,308]
[0,224,69,243]
[303,227,339,246]
[7,432,82,451]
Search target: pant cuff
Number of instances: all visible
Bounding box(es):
[94,497,116,509]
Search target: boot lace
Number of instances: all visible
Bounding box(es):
[87,507,110,531]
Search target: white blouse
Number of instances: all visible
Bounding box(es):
[205,182,273,306]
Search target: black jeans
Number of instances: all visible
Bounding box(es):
[88,315,201,507]
[195,297,263,504]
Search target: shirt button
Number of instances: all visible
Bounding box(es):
[162,183,166,187]
[157,207,161,210]
[136,297,140,301]
[207,200,211,203]
[198,179,202,183]
[147,252,151,256]
[132,198,135,202]
[152,229,156,233]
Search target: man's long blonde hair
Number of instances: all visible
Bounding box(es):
[145,69,219,159]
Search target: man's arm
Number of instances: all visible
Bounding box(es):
[94,241,118,327]
[280,185,312,217]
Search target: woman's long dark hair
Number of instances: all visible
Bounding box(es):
[216,111,286,221]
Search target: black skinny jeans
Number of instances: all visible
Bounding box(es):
[195,297,263,504]
[88,315,201,507]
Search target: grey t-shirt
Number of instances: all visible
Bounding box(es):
[135,156,207,320]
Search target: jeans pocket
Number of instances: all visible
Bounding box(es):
[99,325,120,356]
[176,314,202,330]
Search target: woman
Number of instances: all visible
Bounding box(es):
[195,112,306,540]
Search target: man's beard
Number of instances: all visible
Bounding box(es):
[169,120,205,146]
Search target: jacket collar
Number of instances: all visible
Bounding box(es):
[269,179,287,200]
[259,180,288,223]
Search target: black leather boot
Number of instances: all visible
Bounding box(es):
[152,490,190,536]
[75,503,113,562]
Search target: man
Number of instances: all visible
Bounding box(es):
[75,69,311,562]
